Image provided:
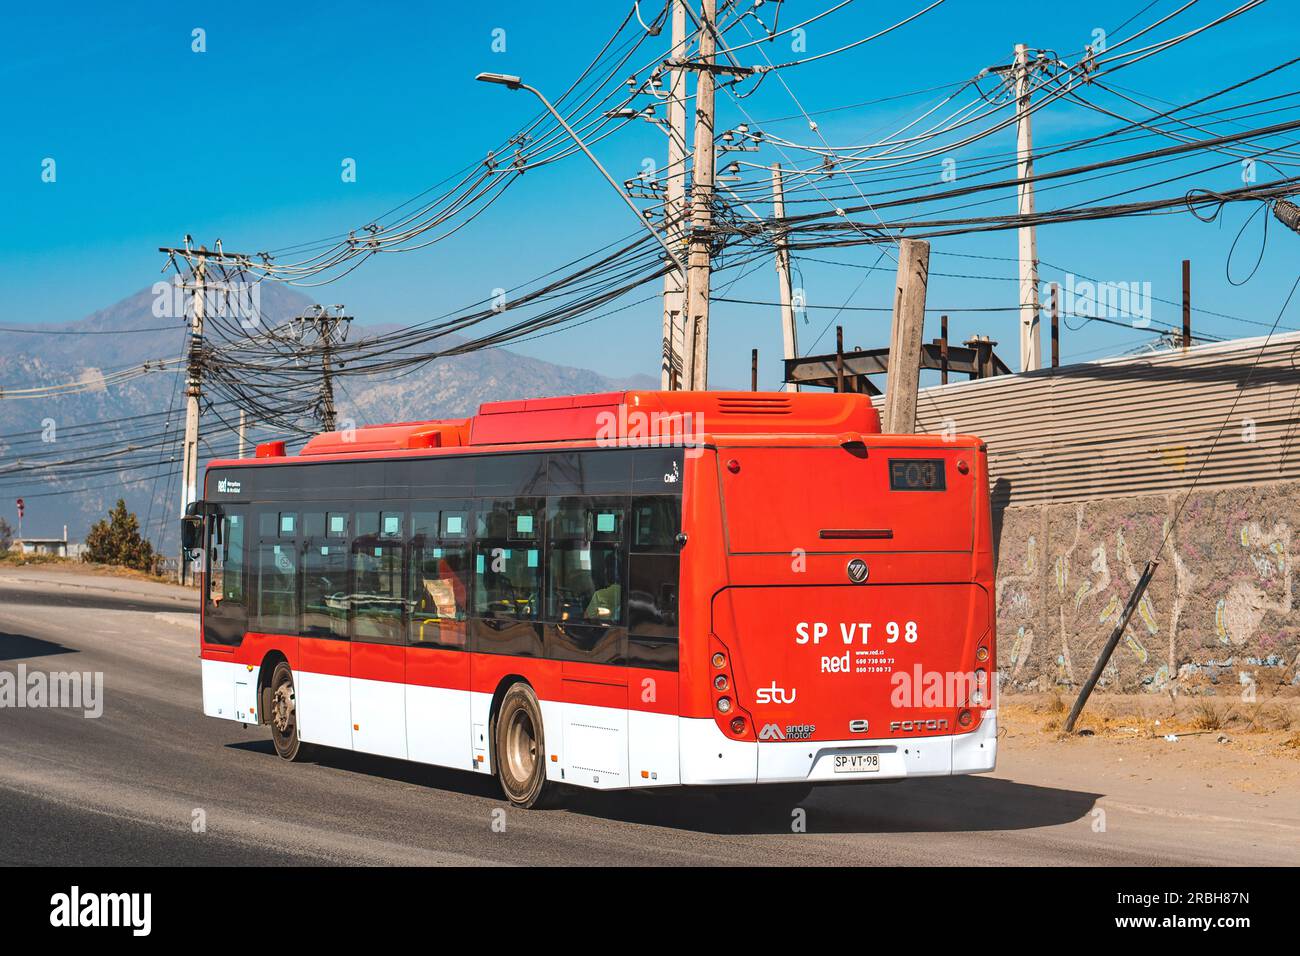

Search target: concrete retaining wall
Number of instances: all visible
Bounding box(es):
[995,480,1298,696]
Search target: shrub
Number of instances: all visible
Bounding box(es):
[83,499,156,572]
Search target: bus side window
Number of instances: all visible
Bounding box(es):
[628,496,681,670]
[204,505,249,646]
[301,509,349,639]
[409,505,471,649]
[546,498,626,626]
[473,499,542,621]
[254,507,299,634]
[257,542,299,633]
[222,514,245,605]
[208,512,247,607]
[351,530,405,646]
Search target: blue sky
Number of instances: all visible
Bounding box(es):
[3,0,1298,390]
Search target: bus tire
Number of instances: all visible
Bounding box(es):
[494,683,553,809]
[268,662,310,762]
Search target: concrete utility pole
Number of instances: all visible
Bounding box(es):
[1013,43,1042,372]
[661,0,690,390]
[771,164,800,392]
[684,0,717,390]
[159,241,255,584]
[238,410,247,459]
[179,251,206,585]
[300,306,352,432]
[883,239,931,434]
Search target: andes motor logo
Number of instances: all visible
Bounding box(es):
[758,723,816,741]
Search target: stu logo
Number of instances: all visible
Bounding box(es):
[754,681,797,704]
[50,886,151,936]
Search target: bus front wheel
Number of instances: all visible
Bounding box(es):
[269,662,310,762]
[494,683,553,809]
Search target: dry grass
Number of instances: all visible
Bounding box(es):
[1192,699,1227,731]
[1001,691,1300,750]
[0,552,178,585]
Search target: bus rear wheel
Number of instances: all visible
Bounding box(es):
[494,683,553,809]
[268,662,310,762]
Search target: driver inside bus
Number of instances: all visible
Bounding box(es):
[584,550,621,623]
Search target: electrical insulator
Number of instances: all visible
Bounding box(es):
[1274,198,1300,236]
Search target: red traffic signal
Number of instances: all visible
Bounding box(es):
[15,498,23,515]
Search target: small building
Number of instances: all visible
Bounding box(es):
[10,538,72,557]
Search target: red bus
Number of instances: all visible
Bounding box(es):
[185,390,996,808]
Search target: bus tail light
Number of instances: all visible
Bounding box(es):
[970,638,994,712]
[958,709,973,728]
[710,634,755,741]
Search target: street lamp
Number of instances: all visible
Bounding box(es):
[476,72,687,276]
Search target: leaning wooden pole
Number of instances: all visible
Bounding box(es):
[1064,560,1160,733]
[883,239,930,433]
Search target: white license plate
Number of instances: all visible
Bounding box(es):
[833,753,880,773]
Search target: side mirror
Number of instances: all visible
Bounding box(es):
[180,515,203,552]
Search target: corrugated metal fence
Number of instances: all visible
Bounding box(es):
[876,332,1300,506]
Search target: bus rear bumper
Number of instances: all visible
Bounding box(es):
[680,710,997,786]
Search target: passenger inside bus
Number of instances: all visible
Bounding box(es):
[584,551,622,623]
[552,545,622,625]
[411,546,469,646]
[477,548,541,621]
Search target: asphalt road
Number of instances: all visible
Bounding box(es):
[1,566,1294,866]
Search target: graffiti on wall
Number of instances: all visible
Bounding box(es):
[1214,521,1291,647]
[997,490,1298,694]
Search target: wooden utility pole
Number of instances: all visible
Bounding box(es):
[1013,44,1042,372]
[661,0,689,390]
[836,326,845,393]
[1050,282,1060,368]
[940,314,950,385]
[1181,258,1192,349]
[771,164,800,392]
[883,239,931,434]
[1064,560,1159,733]
[684,0,717,390]
[751,348,758,390]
